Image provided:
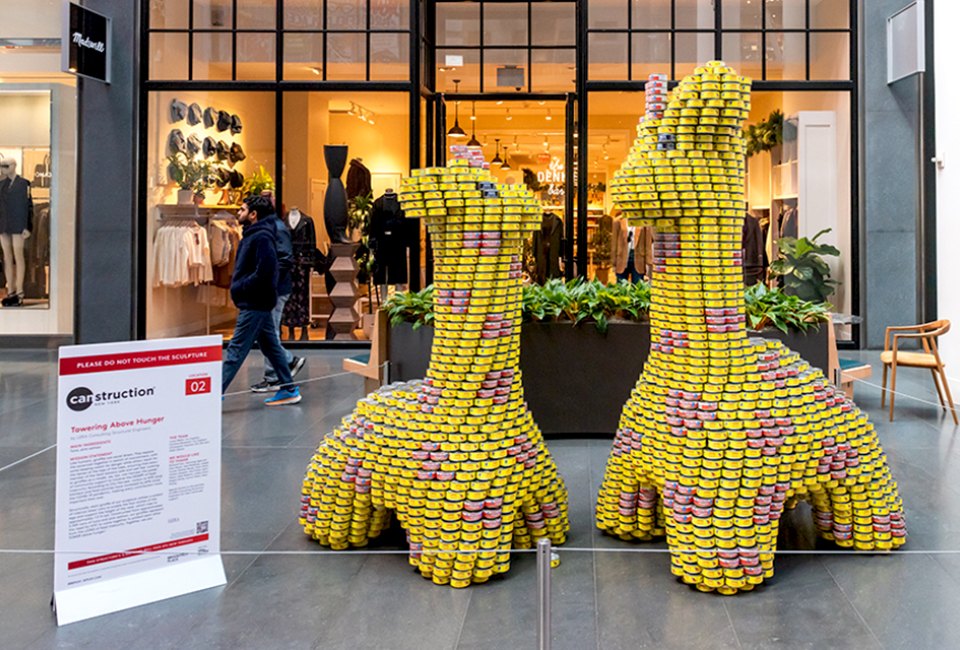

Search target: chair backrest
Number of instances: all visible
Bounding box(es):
[921,320,950,357]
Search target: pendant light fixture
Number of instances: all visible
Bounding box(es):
[500,144,512,170]
[467,101,481,147]
[491,138,502,165]
[447,79,467,139]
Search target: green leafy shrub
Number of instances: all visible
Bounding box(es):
[744,283,832,333]
[744,110,784,157]
[769,228,840,302]
[383,279,829,335]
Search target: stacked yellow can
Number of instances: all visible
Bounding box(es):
[596,61,906,595]
[299,152,569,587]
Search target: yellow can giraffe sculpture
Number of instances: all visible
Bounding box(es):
[299,157,569,587]
[596,61,905,594]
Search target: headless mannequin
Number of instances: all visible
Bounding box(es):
[288,207,302,231]
[0,158,31,307]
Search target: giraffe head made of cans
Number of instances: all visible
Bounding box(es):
[609,61,753,230]
[398,159,542,268]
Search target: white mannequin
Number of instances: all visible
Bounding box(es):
[288,207,301,230]
[0,158,30,306]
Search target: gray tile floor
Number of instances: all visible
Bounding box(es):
[1,348,959,649]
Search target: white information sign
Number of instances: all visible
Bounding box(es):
[53,336,226,626]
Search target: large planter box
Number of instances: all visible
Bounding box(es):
[386,320,829,436]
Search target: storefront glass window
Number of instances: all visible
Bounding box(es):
[145,91,276,340]
[282,92,411,340]
[148,0,411,82]
[0,6,77,336]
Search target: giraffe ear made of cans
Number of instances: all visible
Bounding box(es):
[596,61,906,595]
[299,147,569,588]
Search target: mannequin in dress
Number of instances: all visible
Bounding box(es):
[282,206,319,340]
[0,158,33,307]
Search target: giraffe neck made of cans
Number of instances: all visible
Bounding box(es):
[423,216,525,404]
[642,147,750,389]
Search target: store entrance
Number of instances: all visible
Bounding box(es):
[436,94,578,284]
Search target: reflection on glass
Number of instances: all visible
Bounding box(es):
[370,33,410,80]
[236,33,276,81]
[193,0,233,29]
[632,32,671,80]
[766,32,806,81]
[371,0,409,29]
[237,0,276,29]
[483,49,528,91]
[765,0,806,29]
[326,32,367,80]
[437,49,481,92]
[721,0,761,29]
[532,3,576,46]
[675,32,715,78]
[675,0,714,29]
[328,0,366,30]
[531,49,576,92]
[632,0,671,29]
[588,33,629,81]
[721,32,762,80]
[193,32,234,80]
[150,33,190,80]
[150,0,189,29]
[283,33,324,80]
[589,0,628,29]
[483,2,528,47]
[811,0,850,29]
[810,33,850,80]
[436,2,480,47]
[285,0,324,29]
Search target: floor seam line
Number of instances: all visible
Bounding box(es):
[822,556,885,649]
[0,444,56,474]
[722,600,743,649]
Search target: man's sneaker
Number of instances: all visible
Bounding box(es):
[289,356,306,379]
[250,379,281,393]
[265,386,301,406]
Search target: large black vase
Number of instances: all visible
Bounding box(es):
[324,145,350,243]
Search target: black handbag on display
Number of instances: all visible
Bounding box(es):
[33,154,51,189]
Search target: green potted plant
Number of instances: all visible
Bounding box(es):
[770,228,840,303]
[744,109,784,158]
[242,164,275,197]
[167,152,213,205]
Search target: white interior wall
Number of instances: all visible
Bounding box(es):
[935,0,960,390]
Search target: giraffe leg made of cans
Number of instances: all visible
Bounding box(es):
[300,162,569,587]
[595,61,905,595]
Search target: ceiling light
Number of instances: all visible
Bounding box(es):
[467,101,481,147]
[491,138,503,165]
[505,108,512,121]
[447,80,467,139]
[545,109,552,121]
[500,145,512,170]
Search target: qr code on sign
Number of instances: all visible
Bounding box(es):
[196,520,209,534]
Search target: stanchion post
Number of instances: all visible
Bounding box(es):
[834,366,843,390]
[537,538,552,650]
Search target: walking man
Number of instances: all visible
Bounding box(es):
[222,194,301,406]
[251,206,306,392]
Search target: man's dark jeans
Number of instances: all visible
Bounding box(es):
[222,309,294,392]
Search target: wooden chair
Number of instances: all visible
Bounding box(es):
[880,320,958,424]
[342,310,388,393]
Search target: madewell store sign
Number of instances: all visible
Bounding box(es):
[53,337,226,625]
[61,2,111,83]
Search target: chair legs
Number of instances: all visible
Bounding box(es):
[938,366,959,426]
[889,362,898,422]
[931,369,947,409]
[881,363,889,408]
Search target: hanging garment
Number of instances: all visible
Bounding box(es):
[0,175,34,235]
[282,212,318,328]
[611,217,654,277]
[742,213,766,286]
[153,221,214,287]
[23,202,50,298]
[369,192,409,285]
[346,158,372,201]
[780,206,799,240]
[532,212,564,284]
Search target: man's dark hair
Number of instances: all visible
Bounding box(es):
[243,194,274,220]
